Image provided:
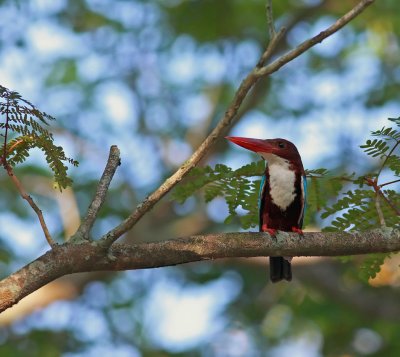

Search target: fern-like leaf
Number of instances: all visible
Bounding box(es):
[0,85,78,190]
[324,118,400,281]
[359,253,389,281]
[360,139,390,158]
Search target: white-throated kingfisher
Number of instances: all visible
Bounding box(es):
[226,136,306,282]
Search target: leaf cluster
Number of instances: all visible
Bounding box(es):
[173,161,264,229]
[0,85,78,189]
[322,118,400,280]
[303,170,346,226]
[322,189,378,231]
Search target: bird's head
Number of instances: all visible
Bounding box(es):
[226,136,304,172]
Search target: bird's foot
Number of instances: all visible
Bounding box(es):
[262,224,277,238]
[291,227,304,237]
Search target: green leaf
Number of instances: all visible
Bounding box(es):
[388,116,400,127]
[360,138,390,158]
[0,85,78,190]
[359,253,389,281]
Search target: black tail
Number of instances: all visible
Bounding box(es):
[269,257,292,282]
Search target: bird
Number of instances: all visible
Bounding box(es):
[226,136,306,282]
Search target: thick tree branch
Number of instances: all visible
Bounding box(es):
[101,0,374,246]
[1,228,399,313]
[72,145,121,242]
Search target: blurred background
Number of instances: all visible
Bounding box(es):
[0,0,400,356]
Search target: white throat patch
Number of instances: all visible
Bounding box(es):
[259,153,296,210]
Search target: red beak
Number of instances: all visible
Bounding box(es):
[226,136,275,154]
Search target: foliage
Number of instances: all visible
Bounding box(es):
[359,253,391,281]
[173,160,264,229]
[324,118,400,281]
[173,162,343,229]
[0,85,78,190]
[323,118,400,231]
[173,118,400,281]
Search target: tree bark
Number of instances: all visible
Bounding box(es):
[0,228,398,313]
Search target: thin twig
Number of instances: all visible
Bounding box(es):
[5,164,55,247]
[376,140,399,181]
[6,139,25,154]
[72,145,121,242]
[380,178,400,188]
[256,0,375,78]
[100,0,375,247]
[373,139,400,216]
[257,0,285,68]
[2,97,9,164]
[1,95,55,247]
[256,27,286,68]
[366,177,400,217]
[378,190,400,216]
[375,192,386,226]
[266,0,276,38]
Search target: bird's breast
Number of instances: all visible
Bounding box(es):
[268,163,296,211]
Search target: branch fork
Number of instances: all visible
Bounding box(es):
[71,145,121,243]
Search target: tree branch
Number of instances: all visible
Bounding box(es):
[1,95,55,247]
[375,191,386,226]
[376,139,399,180]
[266,0,276,39]
[256,0,374,77]
[5,164,55,247]
[72,145,121,242]
[1,228,399,313]
[366,177,400,217]
[378,189,400,216]
[101,0,374,246]
[380,178,400,188]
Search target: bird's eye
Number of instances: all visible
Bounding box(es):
[278,142,285,148]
